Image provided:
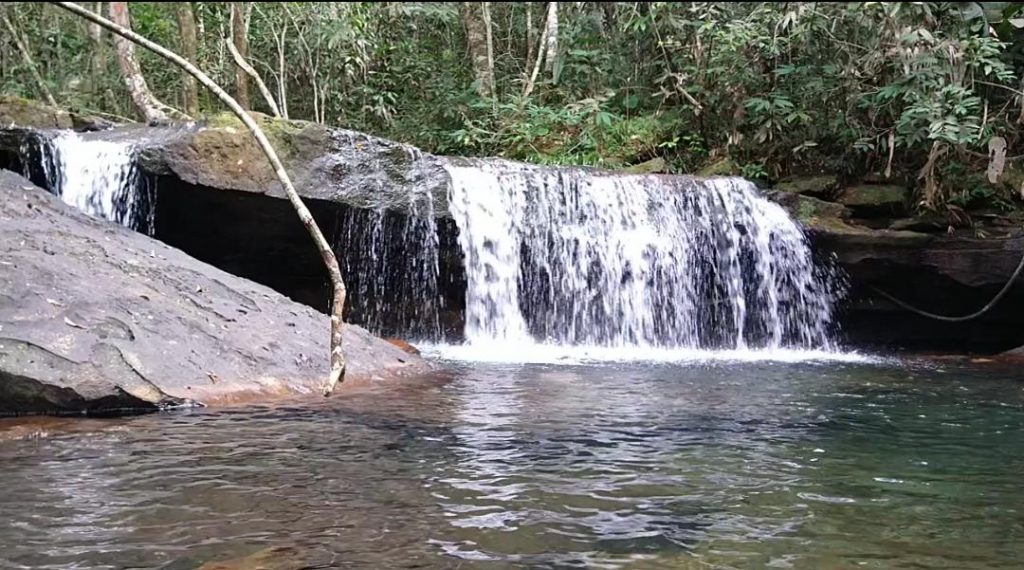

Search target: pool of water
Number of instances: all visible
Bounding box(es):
[1,356,1022,569]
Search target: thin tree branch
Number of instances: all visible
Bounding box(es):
[225,10,281,117]
[52,1,348,395]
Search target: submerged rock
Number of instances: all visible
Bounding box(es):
[0,171,432,415]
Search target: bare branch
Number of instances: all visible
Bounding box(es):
[225,13,281,117]
[52,1,347,395]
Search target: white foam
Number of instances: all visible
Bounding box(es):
[418,341,883,366]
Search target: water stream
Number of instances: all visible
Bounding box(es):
[26,130,153,232]
[1,359,1020,569]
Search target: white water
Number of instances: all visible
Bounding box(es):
[38,131,147,230]
[445,159,845,354]
[420,342,879,365]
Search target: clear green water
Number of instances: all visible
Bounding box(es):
[0,358,1021,569]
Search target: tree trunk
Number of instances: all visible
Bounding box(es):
[230,2,250,109]
[543,1,558,83]
[89,2,105,98]
[53,0,348,395]
[522,1,554,99]
[483,2,495,97]
[461,2,493,97]
[175,2,199,116]
[525,2,534,73]
[0,4,58,106]
[275,24,288,119]
[109,2,173,123]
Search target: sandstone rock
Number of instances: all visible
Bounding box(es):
[385,338,422,355]
[888,214,950,233]
[0,171,433,415]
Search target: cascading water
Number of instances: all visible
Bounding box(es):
[26,131,153,232]
[445,159,844,353]
[335,185,445,340]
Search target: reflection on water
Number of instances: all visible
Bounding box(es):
[0,359,1022,569]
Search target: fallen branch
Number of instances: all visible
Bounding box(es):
[52,1,348,396]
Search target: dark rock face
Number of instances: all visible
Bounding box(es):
[818,228,1024,351]
[0,171,433,415]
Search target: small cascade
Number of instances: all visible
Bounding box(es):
[27,131,153,232]
[334,185,444,340]
[445,159,844,351]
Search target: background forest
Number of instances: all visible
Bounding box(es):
[3,2,1024,213]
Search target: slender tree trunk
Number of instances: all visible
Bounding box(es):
[230,2,250,109]
[461,2,492,97]
[276,24,288,119]
[89,2,105,98]
[522,2,554,99]
[543,1,558,83]
[483,2,495,97]
[109,2,176,123]
[0,4,58,106]
[525,2,534,73]
[52,1,348,395]
[175,2,199,115]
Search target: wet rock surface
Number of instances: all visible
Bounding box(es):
[771,183,1024,351]
[135,112,452,216]
[0,171,433,415]
[2,109,1024,352]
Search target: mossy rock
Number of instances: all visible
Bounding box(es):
[697,157,737,177]
[775,174,838,198]
[837,184,909,216]
[622,156,666,174]
[768,190,850,223]
[0,95,72,130]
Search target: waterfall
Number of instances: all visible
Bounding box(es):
[334,183,445,340]
[27,131,153,233]
[445,159,843,351]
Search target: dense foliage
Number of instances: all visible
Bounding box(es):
[3,2,1024,212]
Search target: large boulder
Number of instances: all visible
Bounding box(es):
[0,171,433,415]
